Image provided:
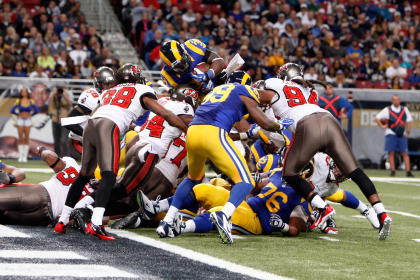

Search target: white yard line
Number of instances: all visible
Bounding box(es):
[0,250,88,260]
[388,210,420,219]
[0,264,138,278]
[370,177,420,182]
[319,236,340,242]
[412,239,420,243]
[0,225,30,238]
[21,168,53,173]
[352,215,365,219]
[109,229,294,280]
[232,235,245,239]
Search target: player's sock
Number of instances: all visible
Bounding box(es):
[58,205,74,225]
[91,207,105,225]
[171,177,200,209]
[227,182,253,208]
[163,205,179,224]
[357,202,368,213]
[372,201,386,214]
[192,212,214,233]
[348,168,378,199]
[155,198,171,213]
[221,202,236,218]
[74,195,95,209]
[341,190,360,209]
[65,175,91,207]
[309,194,327,209]
[181,220,196,233]
[95,171,116,208]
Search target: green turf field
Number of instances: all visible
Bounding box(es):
[5,159,420,280]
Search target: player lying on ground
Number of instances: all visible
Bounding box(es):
[0,147,95,226]
[132,154,311,237]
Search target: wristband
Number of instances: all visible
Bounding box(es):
[8,173,16,184]
[207,69,215,80]
[239,133,248,140]
[49,157,61,169]
[281,223,290,233]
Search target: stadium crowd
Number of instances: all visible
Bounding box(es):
[114,0,420,90]
[0,0,120,80]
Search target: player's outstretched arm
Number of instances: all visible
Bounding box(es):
[37,146,66,173]
[143,96,188,133]
[0,163,25,184]
[240,96,280,132]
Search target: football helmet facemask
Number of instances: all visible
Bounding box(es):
[170,86,199,110]
[160,40,191,74]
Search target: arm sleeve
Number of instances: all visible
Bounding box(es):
[375,107,389,120]
[62,107,85,136]
[405,107,413,122]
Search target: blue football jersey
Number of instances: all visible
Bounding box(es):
[190,84,260,131]
[161,39,207,88]
[247,169,311,234]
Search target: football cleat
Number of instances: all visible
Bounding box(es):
[210,211,233,244]
[111,212,141,229]
[378,213,392,240]
[310,205,336,231]
[71,208,92,234]
[321,217,339,235]
[171,214,184,237]
[136,190,157,220]
[86,223,116,241]
[54,221,67,234]
[156,220,175,238]
[362,206,380,229]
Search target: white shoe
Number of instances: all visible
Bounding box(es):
[363,206,380,229]
[17,145,23,162]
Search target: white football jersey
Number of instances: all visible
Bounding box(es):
[138,97,193,157]
[68,87,100,142]
[40,157,80,219]
[77,87,100,111]
[309,153,338,197]
[265,78,327,132]
[156,134,187,187]
[93,83,156,136]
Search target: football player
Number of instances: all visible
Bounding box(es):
[63,66,116,160]
[77,87,198,214]
[54,63,188,240]
[261,63,392,240]
[137,154,312,237]
[0,161,25,185]
[160,39,225,94]
[306,153,380,233]
[156,82,293,244]
[0,147,94,226]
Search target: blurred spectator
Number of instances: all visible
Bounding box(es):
[408,65,420,89]
[389,77,403,90]
[304,66,318,80]
[335,70,350,88]
[80,59,93,78]
[359,55,374,80]
[11,62,26,77]
[48,87,72,157]
[402,41,419,64]
[29,64,48,78]
[69,40,88,66]
[1,48,16,71]
[386,58,407,83]
[47,33,66,57]
[37,46,55,70]
[346,40,364,58]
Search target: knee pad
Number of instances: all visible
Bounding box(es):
[326,189,345,203]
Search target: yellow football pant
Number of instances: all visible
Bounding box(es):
[193,183,262,235]
[187,125,254,186]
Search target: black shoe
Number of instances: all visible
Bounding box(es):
[390,171,396,177]
[71,208,92,234]
[407,171,414,177]
[111,212,141,229]
[86,222,116,241]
